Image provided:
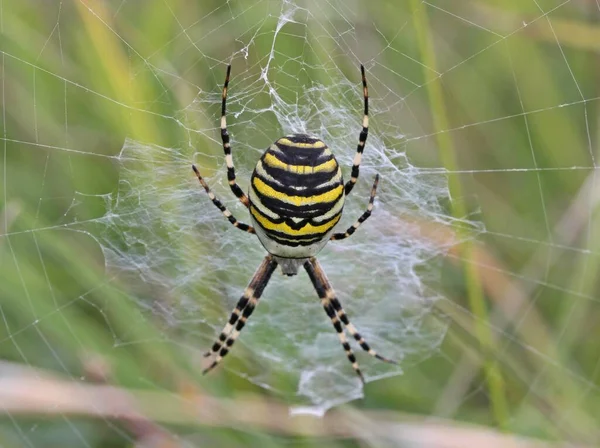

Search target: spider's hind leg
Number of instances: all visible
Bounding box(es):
[203,255,278,374]
[305,257,397,374]
[329,295,397,364]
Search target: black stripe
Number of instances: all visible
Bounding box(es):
[265,233,325,247]
[227,166,235,181]
[252,170,342,198]
[270,145,331,165]
[358,127,367,150]
[221,129,230,146]
[255,221,334,242]
[279,134,323,144]
[230,183,246,200]
[250,203,342,230]
[259,159,341,188]
[251,216,334,244]
[269,145,332,160]
[251,183,343,218]
[211,196,226,212]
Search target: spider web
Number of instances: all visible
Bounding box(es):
[81,0,458,409]
[2,0,600,444]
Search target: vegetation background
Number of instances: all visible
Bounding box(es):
[1,0,599,446]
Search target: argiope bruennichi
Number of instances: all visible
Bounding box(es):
[193,64,395,382]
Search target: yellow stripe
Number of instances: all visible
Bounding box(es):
[278,138,325,148]
[253,177,343,206]
[263,152,337,174]
[251,206,341,236]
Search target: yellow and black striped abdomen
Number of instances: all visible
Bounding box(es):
[248,134,344,258]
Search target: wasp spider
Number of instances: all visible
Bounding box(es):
[193,64,395,383]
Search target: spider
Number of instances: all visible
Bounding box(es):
[193,64,395,383]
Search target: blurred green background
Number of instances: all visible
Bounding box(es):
[1,0,600,446]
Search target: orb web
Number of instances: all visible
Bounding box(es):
[94,107,456,409]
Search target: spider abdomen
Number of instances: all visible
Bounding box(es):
[248,134,345,258]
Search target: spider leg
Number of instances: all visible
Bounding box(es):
[344,64,369,197]
[328,296,396,364]
[192,165,255,234]
[307,257,397,368]
[203,255,278,374]
[221,65,250,208]
[304,258,365,383]
[331,174,378,241]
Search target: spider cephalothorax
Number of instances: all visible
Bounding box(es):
[192,64,394,382]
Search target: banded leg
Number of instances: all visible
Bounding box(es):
[304,258,365,383]
[307,257,396,367]
[192,165,255,234]
[344,64,369,196]
[329,296,396,364]
[331,174,379,241]
[220,65,250,208]
[203,255,278,374]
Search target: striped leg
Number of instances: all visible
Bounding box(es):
[203,255,278,374]
[329,296,396,364]
[304,258,365,383]
[344,64,369,196]
[331,174,379,241]
[221,65,250,208]
[192,165,254,234]
[307,258,396,367]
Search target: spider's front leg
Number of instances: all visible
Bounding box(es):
[203,255,278,374]
[220,65,250,208]
[344,64,369,196]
